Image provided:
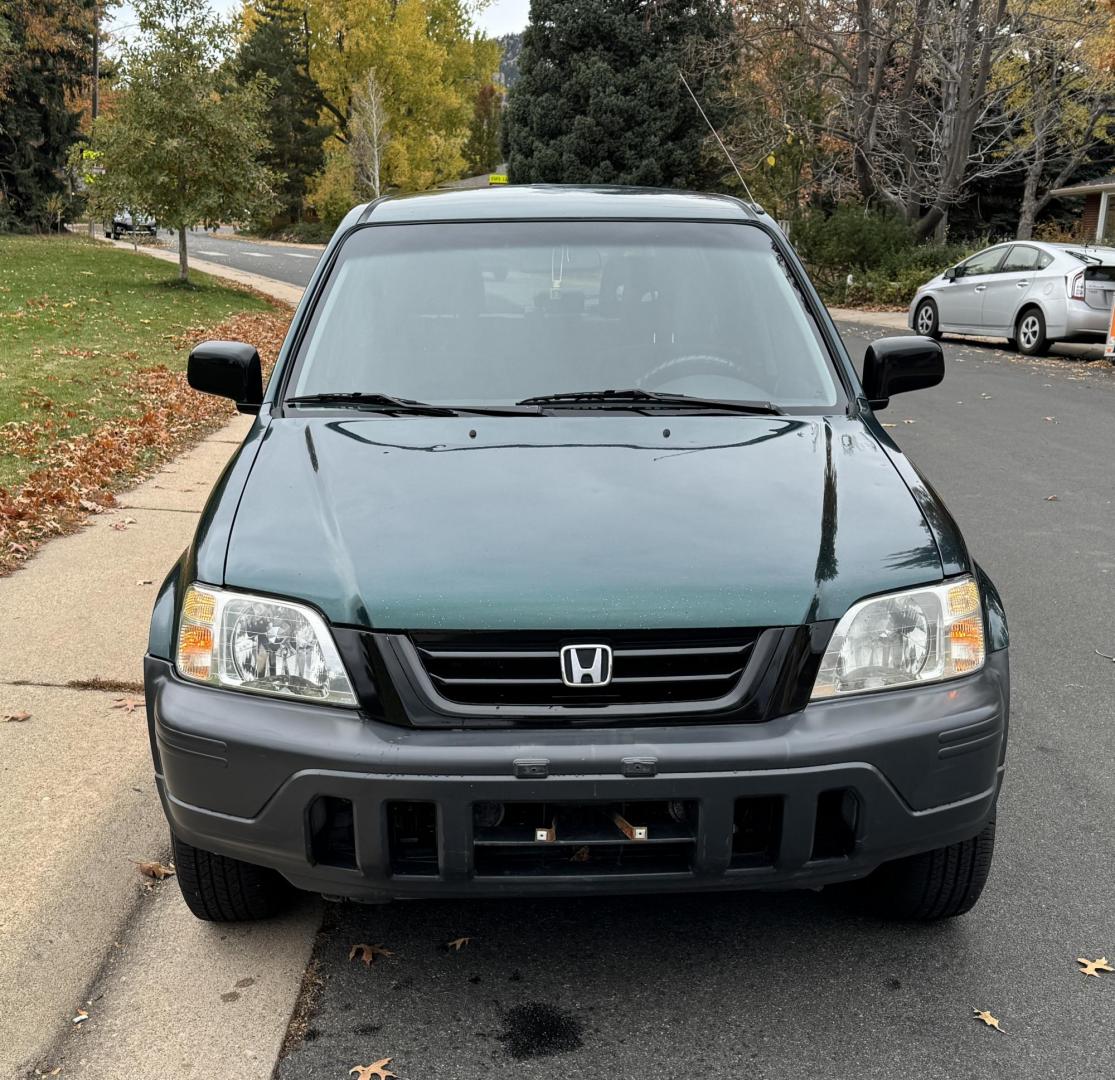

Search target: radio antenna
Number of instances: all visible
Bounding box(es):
[679,70,755,204]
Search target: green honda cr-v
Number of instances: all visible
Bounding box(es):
[145,186,1008,923]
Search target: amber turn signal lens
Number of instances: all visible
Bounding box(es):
[948,616,984,672]
[182,588,216,623]
[946,580,980,617]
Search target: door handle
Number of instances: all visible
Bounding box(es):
[974,285,987,292]
[1016,280,1030,287]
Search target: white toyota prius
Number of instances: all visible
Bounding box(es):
[909,240,1115,356]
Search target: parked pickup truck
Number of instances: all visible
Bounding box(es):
[145,186,1009,925]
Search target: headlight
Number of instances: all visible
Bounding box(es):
[176,584,357,706]
[811,576,984,699]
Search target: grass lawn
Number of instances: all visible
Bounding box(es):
[0,233,274,490]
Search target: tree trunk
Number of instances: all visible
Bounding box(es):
[178,226,189,283]
[1017,134,1045,241]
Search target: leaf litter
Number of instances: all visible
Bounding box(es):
[1,308,289,575]
[972,1008,1006,1033]
[349,1060,395,1080]
[1076,956,1114,977]
[135,860,175,881]
[349,943,393,966]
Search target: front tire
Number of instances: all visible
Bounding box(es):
[1015,308,1048,356]
[857,819,996,920]
[914,298,941,339]
[171,831,292,922]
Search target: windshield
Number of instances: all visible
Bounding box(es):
[288,220,841,410]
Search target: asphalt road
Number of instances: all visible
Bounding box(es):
[158,228,323,288]
[267,323,1115,1080]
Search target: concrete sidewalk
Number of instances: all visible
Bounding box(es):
[827,306,908,330]
[0,257,317,1079]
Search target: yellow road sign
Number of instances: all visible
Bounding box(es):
[488,174,508,186]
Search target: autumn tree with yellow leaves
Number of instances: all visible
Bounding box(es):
[246,0,498,223]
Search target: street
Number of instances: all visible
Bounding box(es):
[271,319,1115,1080]
[159,228,324,288]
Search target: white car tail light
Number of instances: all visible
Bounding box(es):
[1068,270,1085,300]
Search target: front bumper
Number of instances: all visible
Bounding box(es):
[145,651,1008,900]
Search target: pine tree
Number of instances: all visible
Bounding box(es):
[503,0,734,189]
[236,0,326,223]
[0,1,94,230]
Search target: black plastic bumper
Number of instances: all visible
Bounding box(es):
[145,651,1008,900]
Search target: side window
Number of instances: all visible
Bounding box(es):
[1036,250,1054,269]
[1001,245,1041,272]
[957,247,1007,277]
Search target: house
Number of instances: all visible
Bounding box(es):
[1049,176,1115,242]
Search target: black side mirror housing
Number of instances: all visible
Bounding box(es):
[187,340,263,414]
[862,335,944,410]
[943,266,958,281]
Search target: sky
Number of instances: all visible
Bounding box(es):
[107,1,530,38]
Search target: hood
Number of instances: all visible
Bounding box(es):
[224,414,944,630]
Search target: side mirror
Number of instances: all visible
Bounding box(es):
[943,266,958,281]
[187,340,263,414]
[862,335,944,410]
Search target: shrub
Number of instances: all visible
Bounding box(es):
[788,204,977,307]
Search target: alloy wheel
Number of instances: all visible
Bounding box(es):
[916,304,935,334]
[1019,315,1040,350]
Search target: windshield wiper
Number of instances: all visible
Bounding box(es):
[285,392,458,415]
[285,392,543,416]
[516,388,783,415]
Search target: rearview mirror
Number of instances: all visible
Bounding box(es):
[187,340,263,414]
[862,336,944,410]
[943,266,958,281]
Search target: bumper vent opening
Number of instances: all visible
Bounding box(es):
[410,629,761,708]
[387,801,439,876]
[473,800,697,877]
[811,788,859,860]
[308,796,357,870]
[731,796,782,868]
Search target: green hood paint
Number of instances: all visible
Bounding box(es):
[224,414,944,630]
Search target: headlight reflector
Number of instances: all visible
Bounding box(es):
[811,576,984,699]
[176,585,357,706]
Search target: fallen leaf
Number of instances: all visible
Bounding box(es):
[1076,956,1114,977]
[349,943,393,966]
[902,418,916,424]
[570,846,591,862]
[349,1060,395,1080]
[447,936,471,951]
[972,1008,1006,1033]
[136,579,153,585]
[1043,416,1057,423]
[3,711,32,723]
[72,1009,88,1025]
[1045,495,1059,501]
[136,860,175,880]
[112,697,144,713]
[881,422,897,428]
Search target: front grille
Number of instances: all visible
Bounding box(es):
[410,629,762,708]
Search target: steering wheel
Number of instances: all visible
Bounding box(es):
[637,354,747,390]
